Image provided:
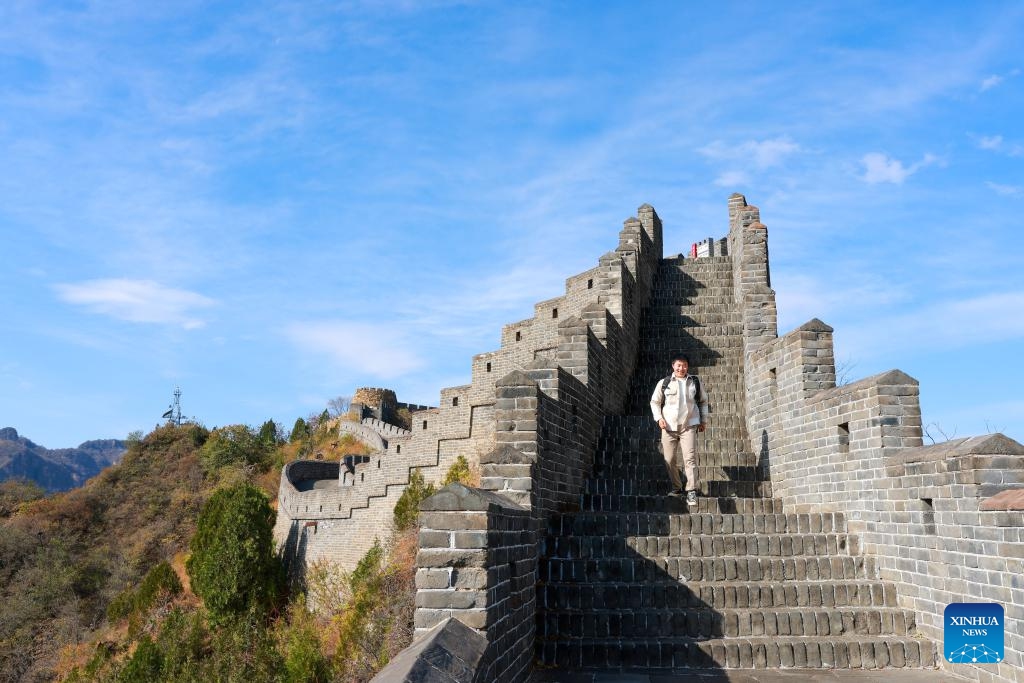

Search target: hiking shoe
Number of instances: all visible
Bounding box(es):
[686,490,698,505]
[668,489,683,497]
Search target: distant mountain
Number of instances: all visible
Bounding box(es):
[0,427,126,492]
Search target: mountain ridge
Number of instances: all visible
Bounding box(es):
[0,426,126,492]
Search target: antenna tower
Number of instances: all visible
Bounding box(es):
[162,387,184,425]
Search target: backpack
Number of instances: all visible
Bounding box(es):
[660,374,702,404]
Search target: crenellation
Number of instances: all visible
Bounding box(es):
[279,194,1024,682]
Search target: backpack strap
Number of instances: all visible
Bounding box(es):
[660,375,674,398]
[662,374,703,407]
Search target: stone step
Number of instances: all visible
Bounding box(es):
[599,428,752,443]
[686,497,784,514]
[601,415,747,430]
[584,473,769,496]
[597,441,753,454]
[632,360,744,371]
[628,372,745,386]
[542,532,851,560]
[641,312,742,322]
[539,554,875,584]
[597,432,753,446]
[643,309,742,319]
[537,606,917,640]
[593,450,761,466]
[581,484,771,509]
[535,635,936,670]
[595,438,753,455]
[538,579,896,611]
[548,512,846,537]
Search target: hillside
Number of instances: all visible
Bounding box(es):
[0,415,412,682]
[0,427,125,493]
[0,423,213,681]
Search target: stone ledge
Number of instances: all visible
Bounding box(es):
[496,370,537,387]
[813,368,919,404]
[371,617,485,683]
[420,483,528,513]
[480,444,536,465]
[891,433,1024,466]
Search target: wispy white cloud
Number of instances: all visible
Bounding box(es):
[860,152,939,184]
[713,170,750,188]
[773,271,911,334]
[284,321,424,379]
[972,133,1024,156]
[698,137,801,192]
[699,137,801,170]
[978,135,1003,150]
[844,291,1024,357]
[980,68,1020,92]
[54,279,216,329]
[986,181,1023,197]
[980,74,1004,91]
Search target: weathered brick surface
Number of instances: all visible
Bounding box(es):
[414,484,537,683]
[280,194,1024,682]
[730,193,1024,683]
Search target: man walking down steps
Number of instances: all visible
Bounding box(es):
[651,353,708,506]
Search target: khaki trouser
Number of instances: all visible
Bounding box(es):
[660,425,698,492]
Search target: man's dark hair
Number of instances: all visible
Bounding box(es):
[671,353,690,365]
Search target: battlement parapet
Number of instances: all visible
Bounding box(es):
[337,420,387,452]
[360,417,411,439]
[733,196,1024,682]
[275,204,662,576]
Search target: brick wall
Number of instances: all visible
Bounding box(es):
[733,194,1024,683]
[274,204,663,582]
[414,485,537,683]
[405,205,665,681]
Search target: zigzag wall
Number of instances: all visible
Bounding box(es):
[274,204,663,575]
[393,195,1024,683]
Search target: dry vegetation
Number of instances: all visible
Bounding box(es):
[0,411,469,683]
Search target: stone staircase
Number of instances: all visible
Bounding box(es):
[535,256,936,672]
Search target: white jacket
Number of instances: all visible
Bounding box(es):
[650,374,708,431]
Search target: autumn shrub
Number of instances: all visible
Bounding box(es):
[199,425,275,474]
[116,635,161,682]
[392,469,435,532]
[153,607,206,680]
[202,608,284,682]
[442,454,477,486]
[278,595,332,683]
[0,479,44,517]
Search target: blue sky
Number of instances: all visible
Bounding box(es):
[1,1,1022,447]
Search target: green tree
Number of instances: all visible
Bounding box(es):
[258,419,280,446]
[199,425,273,473]
[185,483,282,624]
[289,418,309,443]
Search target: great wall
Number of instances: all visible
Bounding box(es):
[273,195,1024,682]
